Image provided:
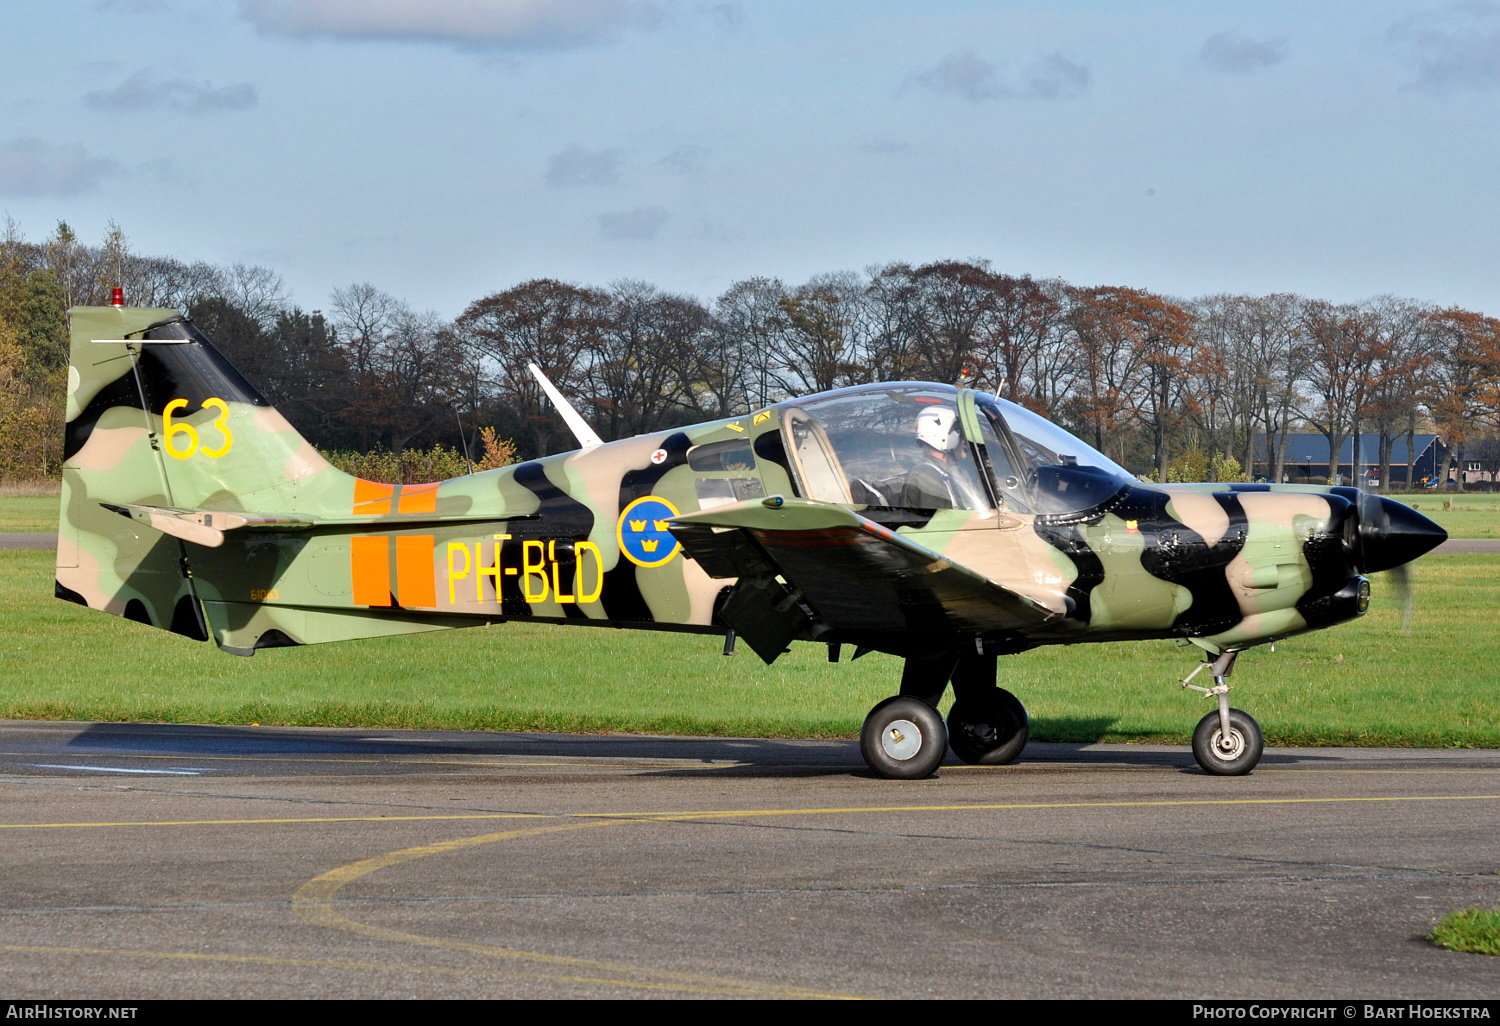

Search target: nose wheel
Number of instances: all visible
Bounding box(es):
[860,696,948,779]
[1192,707,1263,775]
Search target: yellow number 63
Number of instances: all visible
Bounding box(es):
[163,397,233,460]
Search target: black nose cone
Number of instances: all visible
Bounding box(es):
[1361,496,1448,573]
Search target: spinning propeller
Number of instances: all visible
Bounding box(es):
[1340,489,1447,629]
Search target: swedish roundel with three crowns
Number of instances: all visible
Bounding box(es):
[616,496,681,568]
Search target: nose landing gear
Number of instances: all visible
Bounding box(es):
[1181,652,1264,775]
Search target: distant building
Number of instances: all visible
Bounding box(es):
[1253,433,1444,488]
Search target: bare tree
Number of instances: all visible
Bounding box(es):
[128,256,228,313]
[455,279,608,458]
[330,282,401,379]
[225,263,289,328]
[864,263,926,382]
[772,271,868,395]
[908,260,996,385]
[374,307,463,454]
[1060,286,1150,465]
[589,280,706,438]
[712,277,787,412]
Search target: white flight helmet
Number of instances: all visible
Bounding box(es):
[915,406,960,453]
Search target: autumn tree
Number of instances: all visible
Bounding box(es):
[1059,286,1150,465]
[978,273,1061,407]
[1424,307,1500,491]
[1362,297,1434,489]
[906,260,997,385]
[1298,301,1377,485]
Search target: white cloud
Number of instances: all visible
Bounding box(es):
[1200,31,1289,74]
[1389,3,1500,92]
[599,206,669,240]
[84,70,257,114]
[0,138,121,197]
[909,51,1089,102]
[239,0,659,49]
[547,145,623,186]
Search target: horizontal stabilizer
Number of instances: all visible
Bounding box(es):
[102,502,536,548]
[670,497,1059,640]
[101,503,317,548]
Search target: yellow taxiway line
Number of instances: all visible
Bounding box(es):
[3,792,1499,830]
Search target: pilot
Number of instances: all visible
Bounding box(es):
[902,406,963,508]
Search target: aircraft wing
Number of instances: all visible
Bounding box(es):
[670,497,1058,660]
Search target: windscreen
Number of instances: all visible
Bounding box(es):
[973,393,1133,515]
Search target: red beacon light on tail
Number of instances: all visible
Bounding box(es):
[110,287,124,307]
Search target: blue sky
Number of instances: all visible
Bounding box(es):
[3,1,1498,317]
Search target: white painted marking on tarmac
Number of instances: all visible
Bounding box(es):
[24,764,207,776]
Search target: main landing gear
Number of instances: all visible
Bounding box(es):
[1181,651,1264,776]
[859,645,1030,779]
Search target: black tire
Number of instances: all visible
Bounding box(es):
[1192,708,1264,776]
[860,696,948,779]
[948,688,1030,765]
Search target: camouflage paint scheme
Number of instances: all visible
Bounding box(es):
[58,306,1438,676]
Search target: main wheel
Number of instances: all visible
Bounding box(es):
[948,688,1029,765]
[860,696,948,779]
[1192,708,1264,776]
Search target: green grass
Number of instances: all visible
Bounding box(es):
[4,548,1498,745]
[1429,908,1500,956]
[1402,493,1500,540]
[0,495,61,533]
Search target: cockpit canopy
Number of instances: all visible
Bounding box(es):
[774,383,1133,516]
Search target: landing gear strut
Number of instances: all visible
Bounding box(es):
[1182,652,1263,775]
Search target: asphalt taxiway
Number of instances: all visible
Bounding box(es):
[1,720,1497,999]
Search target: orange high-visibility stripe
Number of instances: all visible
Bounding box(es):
[353,479,394,516]
[397,482,440,514]
[350,536,391,606]
[396,535,436,608]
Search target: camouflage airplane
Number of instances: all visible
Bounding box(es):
[58,301,1447,778]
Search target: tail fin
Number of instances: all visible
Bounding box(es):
[57,306,477,653]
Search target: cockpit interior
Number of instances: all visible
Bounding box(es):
[768,383,1134,517]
